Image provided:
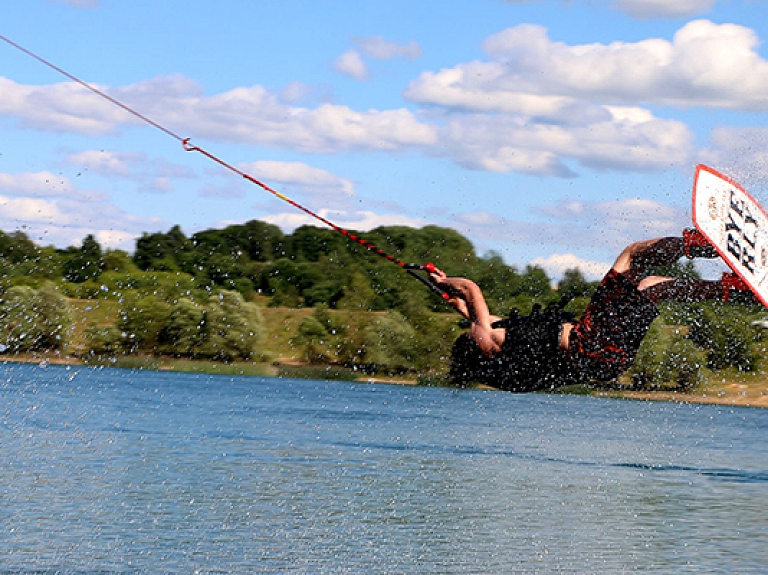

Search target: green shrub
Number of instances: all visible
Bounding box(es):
[629,323,705,390]
[84,324,123,356]
[686,303,761,371]
[0,283,72,352]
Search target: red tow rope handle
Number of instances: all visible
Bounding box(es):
[405,262,451,301]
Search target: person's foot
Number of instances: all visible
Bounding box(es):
[722,272,756,304]
[683,228,719,259]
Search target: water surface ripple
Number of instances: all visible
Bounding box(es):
[2,363,767,573]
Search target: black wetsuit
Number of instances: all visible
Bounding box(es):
[490,269,658,391]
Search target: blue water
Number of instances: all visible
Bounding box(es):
[1,363,767,574]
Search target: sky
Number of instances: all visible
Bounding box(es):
[2,0,768,281]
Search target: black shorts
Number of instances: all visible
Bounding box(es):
[568,269,659,381]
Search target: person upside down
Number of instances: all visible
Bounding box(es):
[429,229,759,392]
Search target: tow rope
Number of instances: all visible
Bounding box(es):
[0,34,449,301]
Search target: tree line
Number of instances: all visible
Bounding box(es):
[1,221,598,313]
[0,222,596,369]
[0,222,763,385]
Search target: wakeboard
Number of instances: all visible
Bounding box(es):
[692,164,768,307]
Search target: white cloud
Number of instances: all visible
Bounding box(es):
[432,109,692,175]
[699,127,768,188]
[612,0,717,19]
[451,197,689,260]
[0,171,74,197]
[66,150,145,177]
[530,253,612,281]
[407,20,768,112]
[64,149,194,194]
[263,208,428,233]
[94,229,138,251]
[0,195,65,222]
[353,36,422,60]
[528,21,767,109]
[0,74,437,153]
[538,197,688,240]
[401,19,768,175]
[0,170,165,250]
[6,19,764,181]
[0,77,136,135]
[240,160,356,203]
[0,192,154,251]
[333,50,369,81]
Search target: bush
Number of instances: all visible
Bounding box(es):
[360,311,417,374]
[200,290,264,360]
[85,324,123,356]
[119,294,172,353]
[158,290,264,360]
[294,316,333,363]
[629,323,705,390]
[160,298,206,356]
[686,303,761,371]
[0,283,72,352]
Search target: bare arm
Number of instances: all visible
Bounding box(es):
[429,268,505,356]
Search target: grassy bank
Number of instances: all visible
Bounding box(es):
[4,347,768,407]
[4,297,768,407]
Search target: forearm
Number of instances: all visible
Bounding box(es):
[441,278,494,327]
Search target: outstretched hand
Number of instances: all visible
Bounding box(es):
[429,267,471,319]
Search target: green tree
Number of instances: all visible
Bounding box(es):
[102,249,139,273]
[294,315,332,363]
[119,294,172,353]
[289,226,347,262]
[630,323,705,389]
[200,290,264,360]
[687,303,761,371]
[361,311,417,373]
[158,291,264,360]
[160,298,206,356]
[337,272,377,311]
[0,283,71,352]
[475,252,522,314]
[84,324,123,356]
[0,230,37,264]
[519,265,553,299]
[62,234,104,283]
[557,268,597,301]
[133,225,192,271]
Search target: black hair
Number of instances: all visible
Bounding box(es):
[449,300,576,392]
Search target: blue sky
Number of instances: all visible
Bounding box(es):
[2,0,767,280]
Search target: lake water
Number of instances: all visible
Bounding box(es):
[1,363,767,574]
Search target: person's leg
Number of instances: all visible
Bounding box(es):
[612,230,718,286]
[638,273,755,304]
[612,237,686,285]
[638,275,722,303]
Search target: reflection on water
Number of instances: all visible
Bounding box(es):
[2,363,767,573]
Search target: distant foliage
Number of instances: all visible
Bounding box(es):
[0,283,72,352]
[360,311,417,374]
[629,323,705,390]
[630,300,765,389]
[62,234,104,283]
[685,303,762,371]
[557,268,598,301]
[115,290,265,361]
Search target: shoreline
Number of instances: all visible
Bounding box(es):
[598,384,768,409]
[3,352,768,408]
